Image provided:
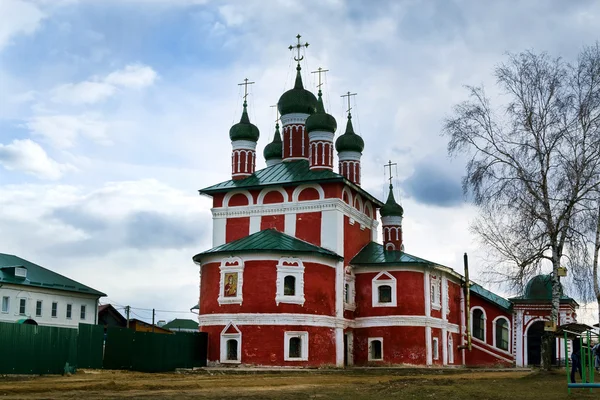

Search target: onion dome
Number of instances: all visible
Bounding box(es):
[229,101,260,142]
[306,90,337,133]
[523,274,563,300]
[277,65,318,116]
[380,185,404,217]
[335,114,364,153]
[263,123,283,160]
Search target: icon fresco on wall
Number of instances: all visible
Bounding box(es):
[224,272,238,297]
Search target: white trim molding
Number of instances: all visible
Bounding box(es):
[275,258,305,306]
[344,267,356,311]
[470,306,487,342]
[368,337,384,361]
[257,186,289,205]
[218,257,244,305]
[223,190,253,208]
[371,271,397,307]
[432,336,439,360]
[220,322,242,364]
[284,331,309,361]
[292,183,325,202]
[492,316,511,352]
[430,274,441,311]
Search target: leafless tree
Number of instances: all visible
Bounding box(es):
[443,44,600,369]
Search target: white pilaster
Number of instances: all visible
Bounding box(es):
[249,215,260,234]
[426,326,432,366]
[213,218,226,247]
[284,213,296,237]
[442,328,448,365]
[424,271,431,317]
[335,327,344,367]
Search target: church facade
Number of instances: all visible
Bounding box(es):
[193,38,578,368]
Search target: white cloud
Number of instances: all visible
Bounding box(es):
[26,114,111,148]
[104,64,158,89]
[50,81,116,104]
[0,0,45,51]
[0,139,74,179]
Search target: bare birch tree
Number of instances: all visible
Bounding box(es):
[443,45,600,369]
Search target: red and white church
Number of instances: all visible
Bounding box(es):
[192,38,579,368]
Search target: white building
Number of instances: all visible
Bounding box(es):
[0,253,106,329]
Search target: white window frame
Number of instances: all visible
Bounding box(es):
[218,256,244,305]
[372,271,397,307]
[448,333,454,364]
[284,331,309,361]
[276,258,305,306]
[51,302,58,318]
[432,337,439,360]
[492,316,511,352]
[470,306,487,343]
[220,323,242,364]
[1,296,9,313]
[430,275,441,310]
[80,304,86,320]
[368,337,384,361]
[18,298,27,315]
[344,267,356,311]
[35,300,43,317]
[66,303,72,319]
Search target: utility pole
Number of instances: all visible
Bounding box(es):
[125,306,130,328]
[152,308,155,333]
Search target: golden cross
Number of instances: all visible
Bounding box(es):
[237,78,255,101]
[270,104,280,124]
[289,34,309,63]
[340,91,357,114]
[385,160,397,185]
[311,67,329,90]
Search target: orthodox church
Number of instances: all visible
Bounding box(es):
[192,36,578,367]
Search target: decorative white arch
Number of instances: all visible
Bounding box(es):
[341,186,353,205]
[470,306,487,343]
[523,317,549,366]
[220,322,242,364]
[353,194,363,213]
[492,315,511,352]
[257,187,289,205]
[364,201,373,218]
[292,183,325,202]
[223,190,253,208]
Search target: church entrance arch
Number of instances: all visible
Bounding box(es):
[526,321,555,366]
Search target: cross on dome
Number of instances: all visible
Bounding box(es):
[341,91,357,116]
[311,67,329,92]
[385,160,397,187]
[237,78,255,103]
[289,34,309,65]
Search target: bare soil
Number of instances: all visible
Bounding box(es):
[0,368,596,399]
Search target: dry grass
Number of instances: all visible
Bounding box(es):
[0,368,596,399]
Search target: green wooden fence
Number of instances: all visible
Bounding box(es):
[0,321,207,374]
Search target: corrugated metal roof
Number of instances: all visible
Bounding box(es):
[0,253,106,297]
[199,160,384,207]
[193,229,342,263]
[350,242,436,265]
[470,283,512,311]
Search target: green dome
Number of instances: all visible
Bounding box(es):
[263,123,283,160]
[229,101,260,142]
[380,185,404,217]
[305,90,337,133]
[335,114,364,153]
[278,65,318,116]
[523,274,563,300]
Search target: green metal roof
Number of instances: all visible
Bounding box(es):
[0,253,106,297]
[193,229,342,263]
[199,159,384,207]
[350,242,436,265]
[264,123,283,160]
[380,184,404,217]
[229,101,260,142]
[470,283,512,311]
[335,114,364,153]
[305,90,337,133]
[277,65,318,116]
[162,318,199,330]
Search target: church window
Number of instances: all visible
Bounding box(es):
[448,334,454,364]
[494,317,509,351]
[218,257,244,305]
[472,308,485,341]
[220,323,241,364]
[284,276,296,296]
[378,285,392,303]
[344,283,349,303]
[276,258,305,306]
[344,269,356,311]
[368,338,383,361]
[372,272,397,307]
[430,275,441,310]
[284,331,308,361]
[432,337,439,360]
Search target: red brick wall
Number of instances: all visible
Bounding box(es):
[354,326,426,365]
[343,216,371,264]
[260,215,285,232]
[355,271,424,317]
[225,217,249,243]
[296,212,322,246]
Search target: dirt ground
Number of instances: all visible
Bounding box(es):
[0,368,597,399]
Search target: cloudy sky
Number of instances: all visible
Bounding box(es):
[1,0,599,324]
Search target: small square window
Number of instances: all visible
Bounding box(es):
[276,258,305,306]
[372,272,397,307]
[66,304,72,319]
[368,338,383,361]
[36,300,42,317]
[80,305,86,320]
[284,331,309,361]
[19,298,26,315]
[51,302,58,318]
[378,285,392,303]
[1,296,9,313]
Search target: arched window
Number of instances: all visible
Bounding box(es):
[226,339,238,361]
[289,337,302,358]
[473,309,485,341]
[495,318,509,350]
[378,285,392,303]
[284,275,296,296]
[369,338,383,361]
